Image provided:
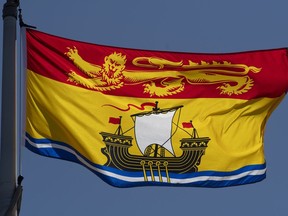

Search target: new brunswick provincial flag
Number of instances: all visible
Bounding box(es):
[25,29,288,187]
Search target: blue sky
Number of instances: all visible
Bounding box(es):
[1,0,288,215]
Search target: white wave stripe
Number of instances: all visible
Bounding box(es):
[26,136,266,184]
[25,137,143,182]
[170,168,266,184]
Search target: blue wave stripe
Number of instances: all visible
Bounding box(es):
[25,133,266,188]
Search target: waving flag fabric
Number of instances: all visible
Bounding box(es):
[25,29,288,187]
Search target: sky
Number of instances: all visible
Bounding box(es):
[1,0,288,215]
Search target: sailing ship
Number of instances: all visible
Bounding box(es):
[100,102,210,182]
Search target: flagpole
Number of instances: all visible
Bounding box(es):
[0,0,19,216]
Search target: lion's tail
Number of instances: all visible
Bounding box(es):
[249,66,262,73]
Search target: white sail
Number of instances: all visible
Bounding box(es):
[134,110,176,155]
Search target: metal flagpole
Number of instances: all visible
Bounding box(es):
[0,0,20,216]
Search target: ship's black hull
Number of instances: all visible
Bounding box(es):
[100,132,210,174]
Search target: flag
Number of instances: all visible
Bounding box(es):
[109,117,121,124]
[182,122,193,128]
[25,29,288,188]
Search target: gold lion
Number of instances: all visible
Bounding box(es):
[65,47,261,96]
[65,47,125,91]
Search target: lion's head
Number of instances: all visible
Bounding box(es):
[102,52,126,85]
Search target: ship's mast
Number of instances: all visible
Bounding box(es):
[190,121,199,138]
[115,116,123,135]
[152,101,160,112]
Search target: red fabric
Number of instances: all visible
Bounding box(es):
[26,29,288,100]
[182,122,193,128]
[109,117,121,125]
